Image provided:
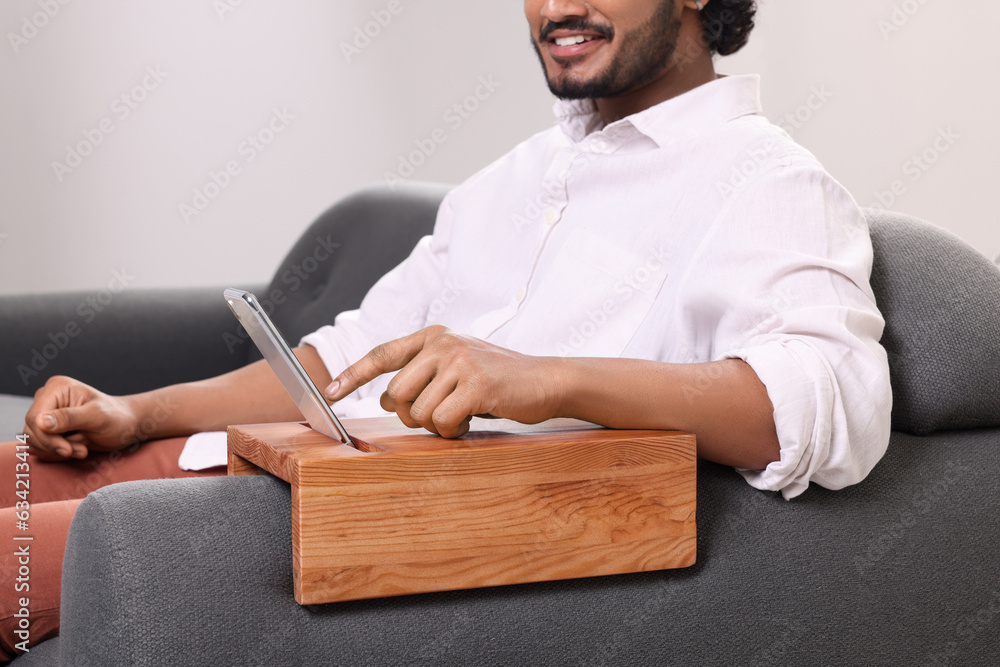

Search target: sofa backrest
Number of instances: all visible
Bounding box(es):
[258,181,449,363]
[867,209,1000,434]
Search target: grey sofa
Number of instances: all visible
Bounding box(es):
[3,183,999,666]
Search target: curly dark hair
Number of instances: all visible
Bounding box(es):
[700,0,757,56]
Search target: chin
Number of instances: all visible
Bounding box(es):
[545,73,609,101]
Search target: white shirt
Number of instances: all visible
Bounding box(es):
[187,74,892,499]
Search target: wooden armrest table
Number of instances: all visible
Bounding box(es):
[228,417,696,605]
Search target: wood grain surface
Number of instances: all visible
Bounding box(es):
[228,416,697,605]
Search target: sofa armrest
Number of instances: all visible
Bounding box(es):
[59,476,351,666]
[0,285,263,397]
[56,429,1000,666]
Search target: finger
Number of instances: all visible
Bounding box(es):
[408,376,459,432]
[35,404,105,436]
[383,349,441,407]
[24,425,74,459]
[28,434,87,461]
[30,406,105,459]
[32,412,58,431]
[326,329,436,401]
[431,389,480,438]
[30,447,71,463]
[62,436,93,459]
[432,407,472,439]
[29,442,73,460]
[380,391,423,430]
[28,375,76,413]
[381,371,458,434]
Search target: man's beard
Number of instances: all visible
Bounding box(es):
[531,0,682,100]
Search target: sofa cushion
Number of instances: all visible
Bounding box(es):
[256,181,450,363]
[867,210,1000,434]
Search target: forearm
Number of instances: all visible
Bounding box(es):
[554,357,780,471]
[126,345,333,438]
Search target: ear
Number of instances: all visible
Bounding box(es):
[684,0,709,11]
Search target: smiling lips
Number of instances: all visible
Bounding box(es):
[547,31,607,60]
[555,34,596,46]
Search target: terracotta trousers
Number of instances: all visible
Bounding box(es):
[0,438,225,662]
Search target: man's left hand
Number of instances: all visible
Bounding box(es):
[325,325,564,438]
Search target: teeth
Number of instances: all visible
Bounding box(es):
[554,35,595,47]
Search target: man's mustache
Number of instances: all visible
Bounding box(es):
[539,18,615,42]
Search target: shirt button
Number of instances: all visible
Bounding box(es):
[544,210,559,225]
[515,288,526,303]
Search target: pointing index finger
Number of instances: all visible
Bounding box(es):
[325,328,433,402]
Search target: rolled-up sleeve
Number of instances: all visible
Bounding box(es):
[697,161,892,499]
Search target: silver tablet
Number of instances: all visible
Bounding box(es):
[224,288,353,445]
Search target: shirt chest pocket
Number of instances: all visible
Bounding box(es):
[503,227,670,357]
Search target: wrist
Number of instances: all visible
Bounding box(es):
[121,388,178,443]
[541,355,579,420]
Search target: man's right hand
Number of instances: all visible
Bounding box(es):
[22,376,143,462]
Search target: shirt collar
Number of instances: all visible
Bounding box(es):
[553,73,763,147]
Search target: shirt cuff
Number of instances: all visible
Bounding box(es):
[300,318,395,419]
[299,318,360,384]
[726,338,838,500]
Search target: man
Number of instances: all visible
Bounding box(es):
[3,0,891,657]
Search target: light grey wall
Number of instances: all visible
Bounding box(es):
[1,0,997,296]
[727,0,1000,262]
